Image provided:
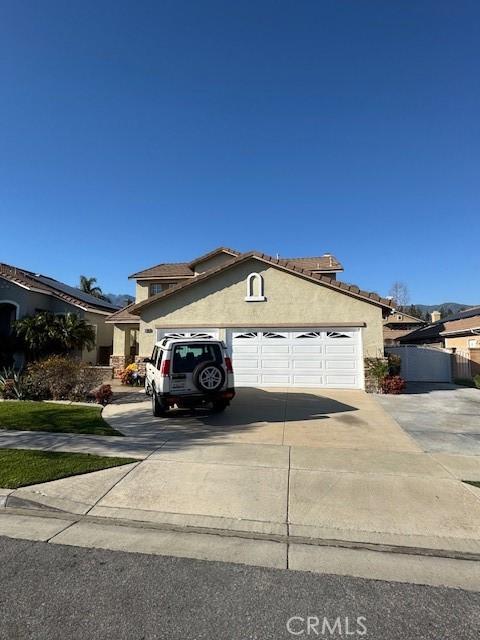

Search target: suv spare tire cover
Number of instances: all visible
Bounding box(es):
[192,361,225,393]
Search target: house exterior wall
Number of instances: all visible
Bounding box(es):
[193,252,236,274]
[81,311,114,364]
[135,280,150,303]
[0,278,81,317]
[1,277,113,365]
[445,335,480,350]
[136,260,385,358]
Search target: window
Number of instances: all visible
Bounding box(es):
[263,331,286,339]
[245,273,266,301]
[296,331,322,339]
[326,331,351,339]
[172,343,222,373]
[468,338,477,348]
[149,283,173,296]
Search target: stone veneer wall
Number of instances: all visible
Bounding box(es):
[110,355,134,378]
[134,356,147,376]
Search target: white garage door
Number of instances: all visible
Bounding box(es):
[228,328,363,389]
[156,328,219,342]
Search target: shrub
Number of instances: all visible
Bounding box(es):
[387,353,402,376]
[381,375,406,395]
[454,376,480,389]
[0,368,23,399]
[95,384,113,405]
[21,356,104,401]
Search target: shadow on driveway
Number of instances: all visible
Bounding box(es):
[106,387,360,443]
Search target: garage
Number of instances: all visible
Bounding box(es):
[228,327,363,389]
[116,250,391,390]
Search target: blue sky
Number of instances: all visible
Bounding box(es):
[1,1,479,303]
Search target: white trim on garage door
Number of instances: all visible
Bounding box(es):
[227,327,364,389]
[155,328,220,342]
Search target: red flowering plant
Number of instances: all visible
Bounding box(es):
[381,375,406,395]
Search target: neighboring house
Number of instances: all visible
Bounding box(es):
[400,306,480,350]
[107,247,392,389]
[383,311,426,346]
[0,263,119,365]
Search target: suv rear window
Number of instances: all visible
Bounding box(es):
[172,343,222,373]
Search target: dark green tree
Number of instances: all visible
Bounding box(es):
[14,313,96,361]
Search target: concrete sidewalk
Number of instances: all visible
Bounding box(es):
[2,387,480,561]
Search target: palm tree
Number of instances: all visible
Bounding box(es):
[54,313,96,352]
[14,312,96,360]
[79,276,109,301]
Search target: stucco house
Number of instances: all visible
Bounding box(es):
[383,310,426,346]
[400,306,480,350]
[107,247,392,389]
[399,306,480,373]
[0,262,118,365]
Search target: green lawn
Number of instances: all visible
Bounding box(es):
[0,448,137,489]
[0,401,122,436]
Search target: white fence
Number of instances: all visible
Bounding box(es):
[385,345,452,383]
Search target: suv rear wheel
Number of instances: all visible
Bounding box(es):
[192,361,225,393]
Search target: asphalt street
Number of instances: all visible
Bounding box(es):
[0,535,478,640]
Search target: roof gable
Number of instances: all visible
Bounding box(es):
[128,251,392,316]
[189,247,240,268]
[0,263,119,314]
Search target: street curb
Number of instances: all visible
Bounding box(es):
[2,503,480,563]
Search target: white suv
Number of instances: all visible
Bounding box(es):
[144,338,235,416]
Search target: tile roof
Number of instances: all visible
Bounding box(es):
[189,247,240,267]
[0,263,119,313]
[129,247,344,279]
[126,250,392,317]
[282,255,343,271]
[128,262,195,279]
[105,303,140,324]
[400,306,480,343]
[440,315,480,336]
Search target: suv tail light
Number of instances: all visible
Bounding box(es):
[160,359,170,376]
[225,356,233,373]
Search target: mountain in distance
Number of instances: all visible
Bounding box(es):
[105,293,135,308]
[415,302,475,314]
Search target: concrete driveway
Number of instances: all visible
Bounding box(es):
[6,386,480,555]
[376,383,480,456]
[104,387,420,451]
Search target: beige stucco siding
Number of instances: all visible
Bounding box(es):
[135,281,150,303]
[445,335,480,350]
[194,252,236,274]
[136,260,384,358]
[82,311,114,364]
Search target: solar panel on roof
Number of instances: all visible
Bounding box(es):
[31,275,120,310]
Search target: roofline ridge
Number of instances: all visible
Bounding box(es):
[127,250,392,315]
